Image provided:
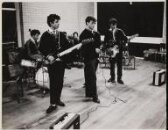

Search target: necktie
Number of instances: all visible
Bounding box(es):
[54,30,60,49]
[35,41,38,47]
[53,30,58,39]
[113,29,116,41]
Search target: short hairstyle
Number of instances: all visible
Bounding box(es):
[29,29,40,36]
[85,16,96,24]
[73,32,78,36]
[109,18,118,25]
[47,14,61,27]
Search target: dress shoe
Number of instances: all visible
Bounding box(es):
[46,105,57,114]
[56,101,65,107]
[107,78,115,83]
[118,79,124,84]
[82,83,87,88]
[107,78,112,82]
[111,80,116,83]
[85,95,92,98]
[92,97,100,103]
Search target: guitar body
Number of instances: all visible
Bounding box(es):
[106,45,119,58]
[106,33,139,58]
[44,38,94,65]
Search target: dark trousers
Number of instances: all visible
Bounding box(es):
[84,58,99,98]
[48,62,65,104]
[109,54,122,81]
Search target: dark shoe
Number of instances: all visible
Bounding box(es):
[85,95,92,98]
[118,80,124,84]
[107,78,115,83]
[56,101,65,107]
[107,78,112,82]
[46,105,57,114]
[111,80,116,83]
[92,97,100,103]
[83,83,87,88]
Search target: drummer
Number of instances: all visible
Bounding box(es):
[24,29,43,68]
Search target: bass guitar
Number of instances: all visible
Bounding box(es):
[106,33,139,58]
[44,38,94,65]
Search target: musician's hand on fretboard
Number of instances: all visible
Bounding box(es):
[127,33,139,42]
[47,55,55,63]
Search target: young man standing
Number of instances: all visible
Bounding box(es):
[39,14,70,113]
[80,16,101,103]
[105,18,128,84]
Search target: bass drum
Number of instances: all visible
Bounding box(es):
[35,67,50,89]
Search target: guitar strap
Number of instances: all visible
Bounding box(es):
[55,30,61,50]
[48,29,61,50]
[58,31,61,50]
[112,28,116,41]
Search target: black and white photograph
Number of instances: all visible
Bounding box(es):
[1,0,167,129]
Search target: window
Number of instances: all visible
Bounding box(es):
[98,2,164,37]
[2,2,17,46]
[2,2,18,65]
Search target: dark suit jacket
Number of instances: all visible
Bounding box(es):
[79,29,101,61]
[39,31,71,62]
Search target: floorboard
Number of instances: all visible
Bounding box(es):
[2,59,166,129]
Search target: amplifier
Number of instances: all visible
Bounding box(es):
[49,113,80,129]
[153,69,166,86]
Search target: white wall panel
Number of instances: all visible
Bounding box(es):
[22,2,94,43]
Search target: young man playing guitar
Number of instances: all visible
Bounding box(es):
[104,18,128,84]
[80,16,101,103]
[39,14,70,114]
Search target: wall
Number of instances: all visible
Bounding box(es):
[22,2,94,44]
[77,2,94,34]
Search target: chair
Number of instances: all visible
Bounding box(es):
[122,43,136,70]
[21,59,37,87]
[2,48,25,103]
[2,64,24,103]
[99,50,110,68]
[122,55,136,70]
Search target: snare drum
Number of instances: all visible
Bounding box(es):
[21,59,37,68]
[35,67,50,89]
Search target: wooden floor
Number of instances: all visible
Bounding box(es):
[2,59,166,129]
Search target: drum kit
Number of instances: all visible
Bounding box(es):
[35,66,50,89]
[21,58,50,90]
[20,43,84,90]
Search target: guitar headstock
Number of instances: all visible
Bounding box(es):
[128,33,139,41]
[134,33,139,37]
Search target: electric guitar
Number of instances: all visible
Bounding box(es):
[106,33,139,58]
[44,38,94,65]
